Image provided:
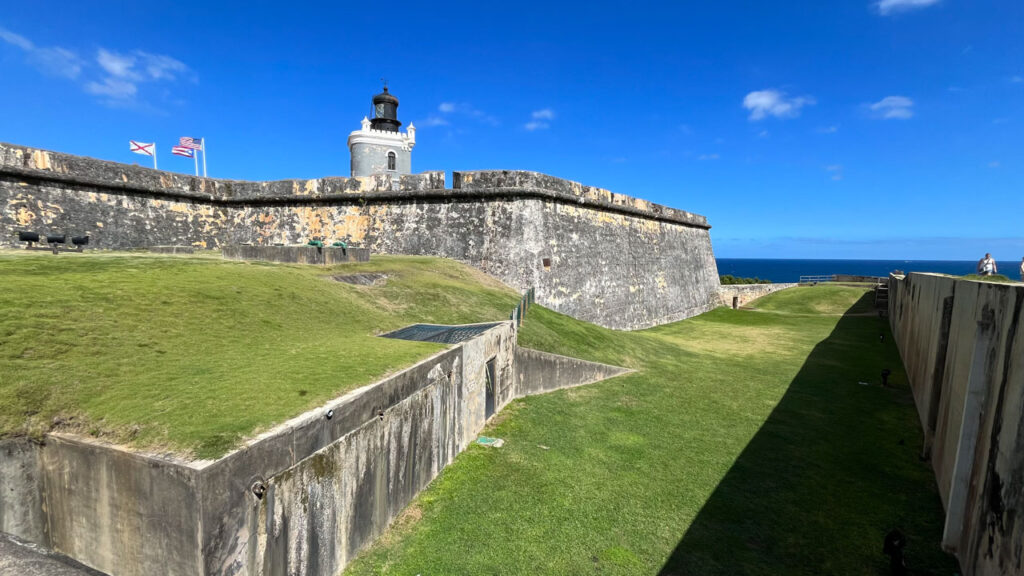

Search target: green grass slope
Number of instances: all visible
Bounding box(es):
[346,286,958,576]
[0,252,517,458]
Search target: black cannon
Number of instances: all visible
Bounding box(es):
[18,231,50,251]
[17,231,88,254]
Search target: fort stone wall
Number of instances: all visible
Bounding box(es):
[717,282,799,309]
[0,142,720,329]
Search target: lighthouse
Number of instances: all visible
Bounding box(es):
[347,85,416,178]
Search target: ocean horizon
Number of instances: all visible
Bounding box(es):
[714,258,1004,284]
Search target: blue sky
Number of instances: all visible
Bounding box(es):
[1,1,1021,260]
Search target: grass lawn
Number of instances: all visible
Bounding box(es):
[0,252,518,458]
[345,286,958,575]
[961,273,1015,283]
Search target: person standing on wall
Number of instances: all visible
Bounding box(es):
[977,253,998,276]
[1019,256,1024,281]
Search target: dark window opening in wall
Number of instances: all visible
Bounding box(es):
[732,296,739,310]
[485,357,497,419]
[387,152,396,171]
[542,257,551,270]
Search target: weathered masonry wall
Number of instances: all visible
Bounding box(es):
[888,273,1023,576]
[221,245,371,265]
[0,142,720,330]
[0,323,630,576]
[717,283,798,309]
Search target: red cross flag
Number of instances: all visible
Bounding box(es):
[129,140,157,169]
[129,140,154,156]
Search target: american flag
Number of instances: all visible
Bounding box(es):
[172,146,195,158]
[179,136,203,150]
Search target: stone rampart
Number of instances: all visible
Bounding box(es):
[0,142,719,330]
[717,283,798,309]
[889,273,1023,576]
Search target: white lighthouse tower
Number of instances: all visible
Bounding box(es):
[347,85,416,178]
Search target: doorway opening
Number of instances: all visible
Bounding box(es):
[485,357,497,420]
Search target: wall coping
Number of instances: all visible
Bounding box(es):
[0,142,710,230]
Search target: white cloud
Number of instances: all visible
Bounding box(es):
[31,47,83,79]
[88,48,193,103]
[0,27,33,50]
[97,49,137,79]
[868,95,914,119]
[524,108,556,131]
[988,161,1000,168]
[96,49,188,82]
[698,153,720,161]
[742,89,815,121]
[0,26,82,78]
[138,52,188,81]
[875,0,940,16]
[757,130,769,138]
[85,77,137,99]
[95,49,190,85]
[1010,76,1023,84]
[436,101,499,125]
[817,125,839,134]
[826,165,843,181]
[418,116,449,127]
[0,27,192,105]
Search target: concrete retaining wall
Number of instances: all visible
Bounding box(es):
[0,323,629,575]
[0,142,719,330]
[513,347,632,397]
[889,273,1024,576]
[0,440,46,545]
[717,283,798,309]
[221,245,370,265]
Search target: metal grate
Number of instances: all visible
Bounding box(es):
[381,322,502,344]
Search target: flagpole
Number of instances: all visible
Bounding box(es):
[201,138,207,177]
[193,149,199,176]
[153,144,158,170]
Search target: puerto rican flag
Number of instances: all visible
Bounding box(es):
[179,136,203,150]
[172,145,195,158]
[129,140,155,156]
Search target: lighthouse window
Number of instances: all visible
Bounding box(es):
[387,152,396,170]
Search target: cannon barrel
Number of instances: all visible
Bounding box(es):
[47,234,67,244]
[71,236,89,246]
[18,231,40,242]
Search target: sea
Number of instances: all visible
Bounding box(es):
[715,258,984,284]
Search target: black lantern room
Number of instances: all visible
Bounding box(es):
[370,86,401,132]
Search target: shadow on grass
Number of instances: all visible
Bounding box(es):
[659,293,960,576]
